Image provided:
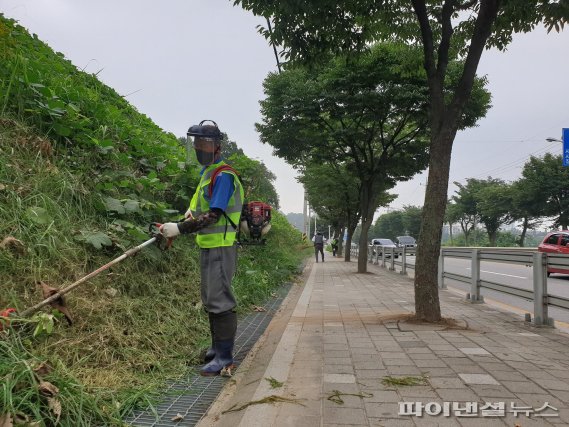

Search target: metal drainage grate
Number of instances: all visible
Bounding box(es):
[125,282,292,427]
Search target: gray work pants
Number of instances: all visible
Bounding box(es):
[200,245,237,314]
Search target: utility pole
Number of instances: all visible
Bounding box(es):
[303,191,307,237]
[328,225,331,240]
[307,203,311,238]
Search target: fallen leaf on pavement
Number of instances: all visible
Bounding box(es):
[171,413,184,422]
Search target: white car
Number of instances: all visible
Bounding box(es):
[370,238,398,258]
[396,235,417,248]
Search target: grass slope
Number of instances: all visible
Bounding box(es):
[0,15,308,426]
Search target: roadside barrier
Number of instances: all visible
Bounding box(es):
[348,244,569,327]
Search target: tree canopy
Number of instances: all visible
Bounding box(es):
[257,43,489,272]
[235,0,568,321]
[521,153,569,229]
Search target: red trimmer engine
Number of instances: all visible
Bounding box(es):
[240,201,272,245]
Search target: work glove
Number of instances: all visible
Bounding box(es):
[184,207,193,219]
[159,222,180,238]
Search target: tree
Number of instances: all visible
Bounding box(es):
[401,205,423,238]
[521,153,569,229]
[373,211,406,241]
[299,163,361,261]
[450,182,479,246]
[234,0,568,321]
[444,201,462,245]
[227,154,280,209]
[472,178,513,246]
[256,43,488,273]
[508,178,543,246]
[220,132,245,159]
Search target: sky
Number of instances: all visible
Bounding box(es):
[1,0,568,217]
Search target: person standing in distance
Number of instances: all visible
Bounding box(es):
[159,120,244,377]
[312,231,326,262]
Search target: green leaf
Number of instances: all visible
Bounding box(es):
[53,123,72,137]
[26,206,51,224]
[84,232,113,249]
[123,199,141,213]
[104,197,125,214]
[114,219,134,228]
[127,227,149,241]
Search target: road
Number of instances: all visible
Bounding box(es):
[402,256,569,324]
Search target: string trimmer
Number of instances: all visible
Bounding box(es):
[0,223,174,328]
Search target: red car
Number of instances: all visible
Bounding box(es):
[538,231,569,276]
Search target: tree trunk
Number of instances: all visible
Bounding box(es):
[344,233,352,262]
[460,221,470,246]
[345,222,358,262]
[414,127,457,322]
[519,217,529,247]
[449,221,454,245]
[337,226,345,256]
[489,230,497,247]
[358,216,373,273]
[357,180,376,273]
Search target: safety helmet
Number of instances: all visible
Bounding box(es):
[187,120,222,141]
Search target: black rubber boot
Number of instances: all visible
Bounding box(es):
[203,312,215,363]
[200,310,237,377]
[200,339,235,376]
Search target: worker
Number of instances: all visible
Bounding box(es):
[159,120,244,377]
[312,231,326,262]
[331,236,339,257]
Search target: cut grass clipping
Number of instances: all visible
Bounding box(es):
[265,377,283,389]
[381,375,429,387]
[222,395,305,414]
[327,390,373,405]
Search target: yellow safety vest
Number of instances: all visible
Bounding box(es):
[189,161,244,248]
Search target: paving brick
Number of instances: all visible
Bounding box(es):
[325,357,354,366]
[397,386,439,399]
[383,358,415,366]
[457,418,508,426]
[366,419,414,427]
[412,418,462,426]
[273,415,322,427]
[363,402,400,418]
[501,380,547,394]
[323,407,368,425]
[386,366,423,376]
[415,359,448,368]
[406,347,435,354]
[533,379,569,391]
[515,393,567,410]
[324,364,355,375]
[436,388,480,402]
[363,390,400,403]
[428,377,467,389]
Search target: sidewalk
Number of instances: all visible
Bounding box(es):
[197,255,569,427]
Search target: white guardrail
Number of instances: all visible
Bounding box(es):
[348,244,569,327]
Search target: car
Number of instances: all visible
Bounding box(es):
[370,238,399,258]
[537,231,569,276]
[396,235,417,248]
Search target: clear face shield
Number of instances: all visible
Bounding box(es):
[192,136,219,166]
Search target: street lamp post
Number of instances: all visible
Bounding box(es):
[546,129,569,167]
